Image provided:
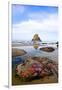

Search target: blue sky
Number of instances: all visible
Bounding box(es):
[12,4,58,41]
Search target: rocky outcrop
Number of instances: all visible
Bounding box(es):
[16,57,58,81]
[32,34,41,41]
[12,48,27,57]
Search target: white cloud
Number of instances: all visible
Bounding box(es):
[28,11,58,22]
[13,14,58,31]
[12,13,58,41]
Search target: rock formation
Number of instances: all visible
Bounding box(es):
[12,48,27,57]
[39,47,55,52]
[16,57,58,81]
[32,34,41,41]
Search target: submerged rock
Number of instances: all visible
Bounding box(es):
[12,48,27,57]
[39,47,55,52]
[12,56,25,65]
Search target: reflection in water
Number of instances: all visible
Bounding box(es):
[33,44,39,49]
[33,41,40,50]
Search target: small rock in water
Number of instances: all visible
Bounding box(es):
[12,48,27,57]
[39,47,55,52]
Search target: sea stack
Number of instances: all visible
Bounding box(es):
[32,34,41,42]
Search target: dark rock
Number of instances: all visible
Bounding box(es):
[39,47,55,52]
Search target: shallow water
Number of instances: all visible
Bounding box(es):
[12,44,58,63]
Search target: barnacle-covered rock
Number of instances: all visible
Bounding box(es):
[16,57,58,81]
